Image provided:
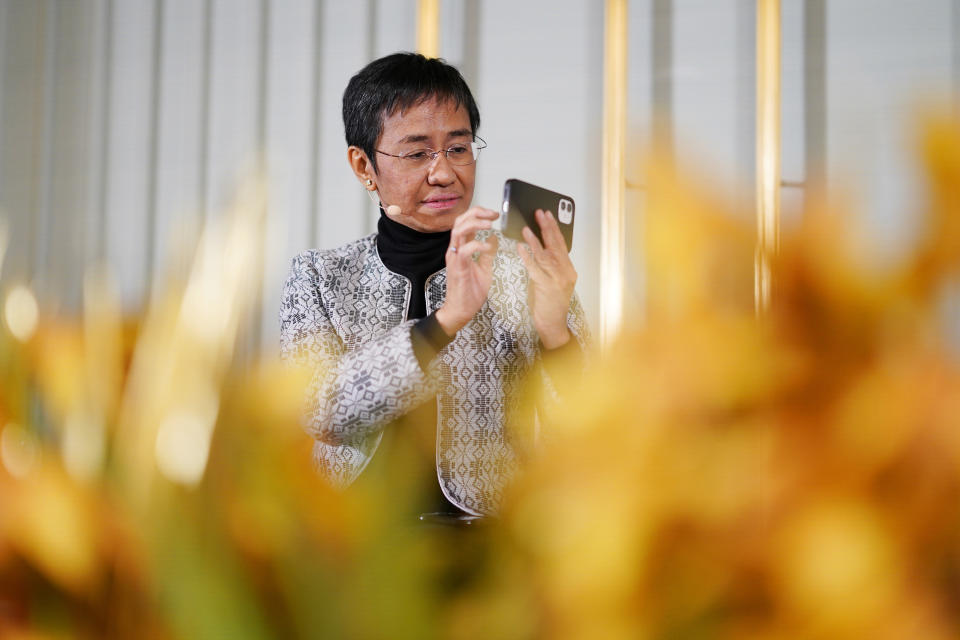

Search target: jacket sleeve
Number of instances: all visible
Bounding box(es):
[538,291,592,403]
[279,252,437,445]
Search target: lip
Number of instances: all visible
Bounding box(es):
[421,195,461,210]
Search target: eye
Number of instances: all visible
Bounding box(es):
[402,149,431,161]
[447,144,470,156]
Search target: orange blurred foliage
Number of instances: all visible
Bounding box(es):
[2,117,960,638]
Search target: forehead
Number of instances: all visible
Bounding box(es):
[379,97,471,145]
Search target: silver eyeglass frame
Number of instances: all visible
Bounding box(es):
[374,136,487,167]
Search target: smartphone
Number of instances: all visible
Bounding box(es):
[500,179,575,252]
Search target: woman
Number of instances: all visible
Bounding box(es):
[280,53,588,517]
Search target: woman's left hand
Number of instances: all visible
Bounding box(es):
[518,209,578,350]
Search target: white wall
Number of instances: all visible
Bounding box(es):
[1,0,957,351]
[823,0,954,259]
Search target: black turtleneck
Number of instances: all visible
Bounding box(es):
[376,209,449,319]
[376,210,455,368]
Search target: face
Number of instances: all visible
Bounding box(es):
[350,98,476,233]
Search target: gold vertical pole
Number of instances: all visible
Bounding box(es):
[601,0,628,348]
[755,0,781,312]
[756,0,781,533]
[416,0,440,58]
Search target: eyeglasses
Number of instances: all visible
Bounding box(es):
[375,137,487,170]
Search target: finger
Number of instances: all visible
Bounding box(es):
[517,242,547,279]
[478,233,499,269]
[520,219,544,252]
[535,210,576,278]
[453,207,499,233]
[452,218,494,245]
[517,241,532,270]
[537,209,569,254]
[454,238,495,263]
[521,224,549,264]
[451,208,498,247]
[459,206,500,220]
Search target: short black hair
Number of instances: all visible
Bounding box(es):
[342,52,480,173]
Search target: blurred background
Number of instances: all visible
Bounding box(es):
[3,0,959,343]
[3,1,960,638]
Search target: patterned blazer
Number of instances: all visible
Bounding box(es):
[279,231,589,515]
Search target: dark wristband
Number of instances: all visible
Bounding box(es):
[411,312,455,371]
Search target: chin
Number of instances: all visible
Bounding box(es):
[420,217,457,233]
[414,209,462,232]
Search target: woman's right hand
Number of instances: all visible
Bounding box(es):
[435,207,500,336]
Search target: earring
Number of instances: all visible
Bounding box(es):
[364,178,380,206]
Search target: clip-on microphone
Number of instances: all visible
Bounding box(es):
[367,186,402,217]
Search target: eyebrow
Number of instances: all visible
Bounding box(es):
[397,129,473,145]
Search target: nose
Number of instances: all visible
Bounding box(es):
[426,151,455,185]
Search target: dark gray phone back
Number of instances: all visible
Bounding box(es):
[501,178,575,252]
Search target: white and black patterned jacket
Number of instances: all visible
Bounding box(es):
[279,231,589,515]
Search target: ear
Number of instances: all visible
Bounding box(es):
[347,146,377,189]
